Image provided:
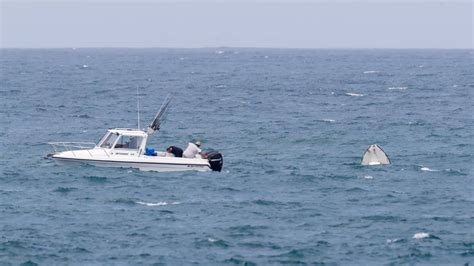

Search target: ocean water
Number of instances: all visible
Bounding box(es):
[0,48,473,265]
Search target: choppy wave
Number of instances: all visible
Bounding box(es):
[135,201,180,207]
[72,114,92,119]
[345,92,364,97]
[386,238,406,244]
[83,175,107,183]
[197,237,230,248]
[53,187,77,193]
[1,48,471,265]
[316,118,336,123]
[420,166,438,172]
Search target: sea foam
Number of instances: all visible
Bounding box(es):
[320,119,335,123]
[420,167,437,172]
[136,201,180,207]
[346,92,364,97]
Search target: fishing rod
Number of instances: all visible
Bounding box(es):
[147,94,173,134]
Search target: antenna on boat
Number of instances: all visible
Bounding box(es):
[136,86,140,129]
[147,94,173,135]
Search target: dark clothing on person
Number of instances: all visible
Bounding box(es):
[167,146,183,157]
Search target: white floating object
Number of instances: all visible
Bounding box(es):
[413,232,430,239]
[361,144,391,166]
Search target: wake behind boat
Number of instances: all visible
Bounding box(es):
[47,95,223,172]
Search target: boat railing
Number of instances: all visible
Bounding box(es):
[48,142,101,158]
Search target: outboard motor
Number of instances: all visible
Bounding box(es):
[203,151,223,172]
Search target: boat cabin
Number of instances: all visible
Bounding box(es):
[97,128,148,156]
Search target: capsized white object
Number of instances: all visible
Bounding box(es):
[48,96,223,172]
[361,144,391,166]
[413,232,430,239]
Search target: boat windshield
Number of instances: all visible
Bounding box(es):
[113,136,143,150]
[100,133,120,149]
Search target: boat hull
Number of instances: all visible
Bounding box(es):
[52,155,211,172]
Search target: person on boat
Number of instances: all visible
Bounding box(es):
[166,146,183,157]
[183,141,202,158]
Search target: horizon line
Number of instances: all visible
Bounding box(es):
[1,46,472,50]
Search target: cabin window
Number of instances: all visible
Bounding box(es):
[100,133,119,148]
[113,136,143,150]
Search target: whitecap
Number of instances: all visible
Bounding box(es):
[388,87,407,90]
[420,167,437,172]
[346,92,364,97]
[82,64,89,68]
[363,70,379,74]
[215,50,224,54]
[0,188,22,192]
[413,232,430,239]
[207,238,217,243]
[215,84,227,88]
[386,238,402,243]
[136,201,180,207]
[363,175,374,179]
[452,84,458,88]
[320,119,335,123]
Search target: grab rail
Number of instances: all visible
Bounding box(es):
[48,142,97,158]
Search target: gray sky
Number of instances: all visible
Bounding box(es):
[0,0,472,48]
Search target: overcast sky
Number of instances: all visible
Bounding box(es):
[0,0,472,48]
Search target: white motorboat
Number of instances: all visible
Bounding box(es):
[48,96,223,172]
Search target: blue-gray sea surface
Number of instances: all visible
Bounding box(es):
[0,49,473,265]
